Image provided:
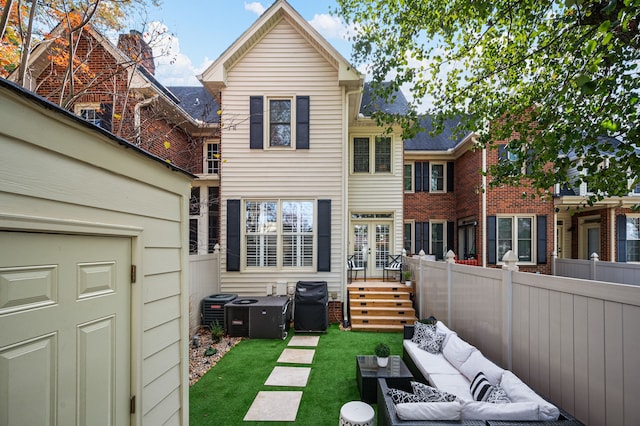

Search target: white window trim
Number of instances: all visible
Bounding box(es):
[429,162,446,193]
[430,220,447,259]
[404,163,415,193]
[266,96,296,149]
[203,140,220,175]
[496,215,536,265]
[74,102,101,125]
[242,199,316,271]
[351,134,394,174]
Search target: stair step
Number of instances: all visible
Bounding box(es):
[349,291,411,300]
[350,307,416,317]
[350,315,416,326]
[349,285,412,293]
[350,299,413,308]
[350,323,406,332]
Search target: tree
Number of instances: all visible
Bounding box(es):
[336,0,640,204]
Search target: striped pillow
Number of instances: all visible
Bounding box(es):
[470,372,492,401]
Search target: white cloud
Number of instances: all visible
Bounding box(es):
[309,14,350,40]
[144,21,212,86]
[244,2,266,15]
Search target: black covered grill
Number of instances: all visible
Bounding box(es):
[294,281,328,332]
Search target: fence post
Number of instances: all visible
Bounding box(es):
[551,250,557,276]
[590,252,599,281]
[445,250,456,327]
[502,250,518,371]
[418,249,426,319]
[214,243,221,294]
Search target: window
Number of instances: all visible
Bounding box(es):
[76,102,112,131]
[245,200,314,269]
[189,187,200,254]
[404,164,414,192]
[431,163,445,192]
[497,216,533,263]
[269,99,291,147]
[352,136,392,173]
[627,217,640,262]
[403,222,414,254]
[431,222,445,259]
[205,142,220,174]
[208,187,219,252]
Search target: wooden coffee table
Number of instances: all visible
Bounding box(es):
[356,355,413,403]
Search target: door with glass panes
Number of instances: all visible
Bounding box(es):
[351,218,394,279]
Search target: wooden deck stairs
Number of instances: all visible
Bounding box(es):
[347,281,417,332]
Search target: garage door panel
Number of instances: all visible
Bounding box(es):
[0,265,58,314]
[77,261,116,299]
[0,334,56,426]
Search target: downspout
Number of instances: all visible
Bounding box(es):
[342,88,361,326]
[134,95,158,145]
[482,144,488,267]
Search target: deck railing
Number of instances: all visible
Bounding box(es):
[405,251,640,426]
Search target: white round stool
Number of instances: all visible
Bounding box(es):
[339,400,374,426]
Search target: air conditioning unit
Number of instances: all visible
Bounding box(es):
[201,294,237,329]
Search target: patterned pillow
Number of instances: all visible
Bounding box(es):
[470,372,492,401]
[486,385,511,404]
[411,381,457,402]
[387,387,425,404]
[411,321,436,344]
[418,331,446,354]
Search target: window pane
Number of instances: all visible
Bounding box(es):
[246,235,277,267]
[497,218,512,261]
[282,201,313,267]
[354,138,369,172]
[431,164,444,191]
[206,143,219,174]
[628,218,640,261]
[190,187,200,216]
[404,164,413,191]
[189,219,198,254]
[208,187,219,253]
[269,100,291,147]
[517,218,532,262]
[403,223,412,254]
[245,201,277,233]
[375,137,391,173]
[431,223,444,259]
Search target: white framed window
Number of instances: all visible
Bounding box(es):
[268,98,293,147]
[352,136,392,174]
[430,221,446,259]
[627,216,640,262]
[404,163,414,192]
[497,216,534,263]
[430,163,445,192]
[204,141,220,174]
[244,200,314,269]
[74,102,112,131]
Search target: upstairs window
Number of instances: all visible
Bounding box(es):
[353,138,370,172]
[269,99,291,147]
[404,164,414,192]
[249,96,309,150]
[414,161,454,192]
[352,136,392,173]
[205,141,220,174]
[76,102,112,131]
[431,163,445,192]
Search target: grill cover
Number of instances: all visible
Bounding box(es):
[294,281,328,332]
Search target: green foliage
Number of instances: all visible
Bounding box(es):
[403,270,412,281]
[335,0,640,204]
[375,342,391,357]
[209,320,224,343]
[204,346,217,357]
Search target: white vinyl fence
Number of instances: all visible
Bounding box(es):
[188,250,221,335]
[554,253,640,285]
[406,251,640,426]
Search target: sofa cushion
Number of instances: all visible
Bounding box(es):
[411,321,436,344]
[395,401,462,421]
[403,340,460,379]
[501,371,560,421]
[470,372,492,401]
[435,321,457,348]
[442,334,476,370]
[388,387,426,404]
[461,401,540,420]
[459,349,505,385]
[486,385,511,404]
[411,381,457,402]
[418,330,446,354]
[428,373,474,401]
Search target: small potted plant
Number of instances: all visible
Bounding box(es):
[403,270,412,286]
[375,342,391,367]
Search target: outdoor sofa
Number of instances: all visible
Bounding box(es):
[376,322,583,425]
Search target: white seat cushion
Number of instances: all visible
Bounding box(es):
[395,401,462,421]
[428,373,474,401]
[459,350,505,385]
[501,371,560,421]
[461,401,540,421]
[404,340,460,380]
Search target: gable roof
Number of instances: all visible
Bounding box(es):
[404,115,474,152]
[359,82,409,116]
[168,86,220,124]
[198,0,362,93]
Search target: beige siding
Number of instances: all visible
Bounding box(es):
[0,87,191,425]
[218,20,346,297]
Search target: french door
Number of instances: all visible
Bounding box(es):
[351,220,393,279]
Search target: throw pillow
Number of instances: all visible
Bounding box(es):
[418,331,446,354]
[470,372,492,401]
[411,381,457,402]
[387,387,425,404]
[411,321,436,344]
[486,385,511,404]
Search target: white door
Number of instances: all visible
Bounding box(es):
[0,232,131,426]
[352,221,394,278]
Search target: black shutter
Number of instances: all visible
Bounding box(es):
[487,216,497,264]
[447,221,455,254]
[99,103,113,131]
[537,215,547,264]
[296,96,309,149]
[617,214,627,262]
[317,199,331,271]
[415,162,422,192]
[249,96,263,149]
[447,161,454,192]
[423,222,430,254]
[226,200,241,271]
[423,162,430,192]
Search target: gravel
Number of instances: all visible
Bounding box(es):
[189,326,242,386]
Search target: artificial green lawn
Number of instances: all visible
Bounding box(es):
[189,324,405,425]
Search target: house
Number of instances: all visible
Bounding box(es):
[198,0,406,305]
[0,78,193,425]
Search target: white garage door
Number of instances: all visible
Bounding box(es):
[0,231,131,426]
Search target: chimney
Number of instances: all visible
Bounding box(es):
[118,30,155,75]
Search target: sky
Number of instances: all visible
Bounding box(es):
[138,1,354,87]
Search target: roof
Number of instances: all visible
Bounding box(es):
[359,82,409,116]
[0,78,195,178]
[167,86,220,124]
[404,115,473,151]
